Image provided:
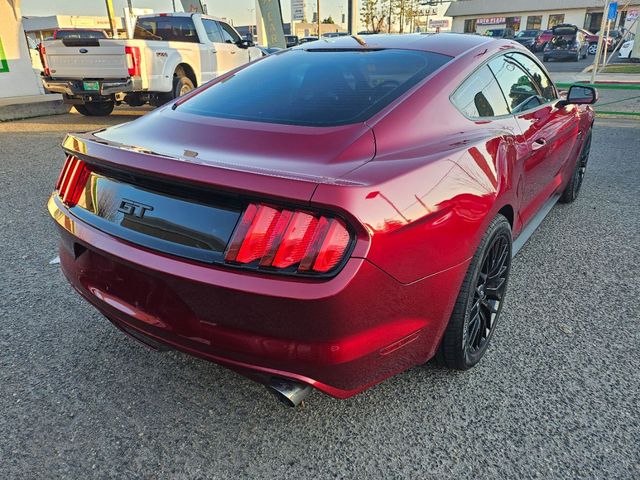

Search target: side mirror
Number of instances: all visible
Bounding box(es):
[566,85,598,105]
[237,39,254,49]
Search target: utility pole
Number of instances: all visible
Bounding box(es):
[388,0,392,33]
[317,0,321,37]
[591,0,610,83]
[105,0,118,38]
[172,0,176,12]
[347,0,357,34]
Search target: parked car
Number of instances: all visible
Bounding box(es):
[53,28,108,40]
[587,29,617,54]
[298,36,319,44]
[619,39,637,60]
[543,24,589,61]
[40,13,261,116]
[535,29,553,51]
[48,35,596,406]
[323,32,350,38]
[513,29,540,50]
[284,34,299,47]
[483,28,515,39]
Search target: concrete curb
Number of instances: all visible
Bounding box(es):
[0,94,71,122]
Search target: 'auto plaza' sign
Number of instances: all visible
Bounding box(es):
[476,17,520,26]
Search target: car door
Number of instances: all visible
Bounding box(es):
[199,18,223,81]
[488,53,578,225]
[216,21,250,71]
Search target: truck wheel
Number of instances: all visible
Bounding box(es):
[74,102,115,116]
[173,75,194,99]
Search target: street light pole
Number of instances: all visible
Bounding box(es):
[317,0,320,37]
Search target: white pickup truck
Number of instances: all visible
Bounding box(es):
[41,13,262,116]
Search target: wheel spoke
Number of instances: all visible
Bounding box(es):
[468,312,481,350]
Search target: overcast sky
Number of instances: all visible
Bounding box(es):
[21,0,348,27]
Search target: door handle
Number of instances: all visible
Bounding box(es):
[230,51,237,54]
[532,138,547,150]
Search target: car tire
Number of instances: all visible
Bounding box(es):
[173,74,195,99]
[74,102,115,116]
[588,43,597,55]
[437,214,512,370]
[543,56,549,62]
[560,131,592,204]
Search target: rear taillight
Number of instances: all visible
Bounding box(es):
[39,44,50,77]
[225,203,351,275]
[55,155,91,207]
[125,46,141,77]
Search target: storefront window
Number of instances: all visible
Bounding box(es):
[584,12,602,33]
[548,14,565,29]
[526,15,542,30]
[464,19,477,33]
[506,16,521,31]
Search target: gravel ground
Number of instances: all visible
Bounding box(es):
[1,109,639,479]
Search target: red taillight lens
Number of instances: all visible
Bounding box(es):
[225,203,351,275]
[39,44,50,77]
[55,155,91,207]
[125,46,141,77]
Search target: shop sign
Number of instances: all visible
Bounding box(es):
[477,17,506,25]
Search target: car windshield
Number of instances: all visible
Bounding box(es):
[485,30,505,37]
[516,30,537,38]
[179,49,451,126]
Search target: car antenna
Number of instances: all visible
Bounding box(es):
[351,35,367,46]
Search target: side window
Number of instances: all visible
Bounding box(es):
[451,65,510,118]
[218,22,241,44]
[202,19,224,43]
[488,56,542,114]
[507,52,556,102]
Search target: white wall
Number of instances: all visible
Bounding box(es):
[0,0,43,99]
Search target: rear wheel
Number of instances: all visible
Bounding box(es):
[560,131,592,203]
[438,215,512,370]
[588,43,597,55]
[74,102,114,116]
[173,74,195,99]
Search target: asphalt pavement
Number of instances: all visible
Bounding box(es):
[1,109,639,479]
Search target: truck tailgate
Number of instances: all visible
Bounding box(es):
[45,39,129,79]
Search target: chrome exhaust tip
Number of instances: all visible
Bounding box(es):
[268,377,312,407]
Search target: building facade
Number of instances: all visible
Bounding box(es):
[445,0,640,34]
[22,15,126,42]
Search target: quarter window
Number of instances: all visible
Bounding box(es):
[451,65,510,118]
[488,56,543,114]
[506,52,556,102]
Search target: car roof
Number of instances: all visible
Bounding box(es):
[296,33,494,57]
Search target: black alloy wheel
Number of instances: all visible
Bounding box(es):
[438,214,512,370]
[560,131,592,203]
[465,232,510,358]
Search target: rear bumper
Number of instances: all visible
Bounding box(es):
[49,194,466,398]
[43,77,139,98]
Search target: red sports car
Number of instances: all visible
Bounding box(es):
[49,34,596,406]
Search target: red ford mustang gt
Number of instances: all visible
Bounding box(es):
[49,34,596,406]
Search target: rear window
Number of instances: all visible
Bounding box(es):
[55,30,106,39]
[179,49,451,126]
[134,16,199,43]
